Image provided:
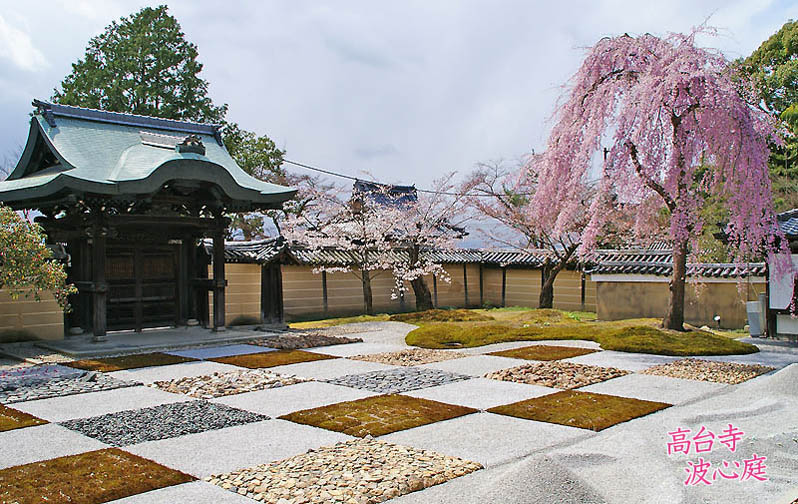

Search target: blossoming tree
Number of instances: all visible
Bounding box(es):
[536,30,783,330]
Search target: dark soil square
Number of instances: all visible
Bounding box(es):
[280,394,476,437]
[211,349,338,368]
[65,352,197,372]
[0,448,194,504]
[488,390,670,431]
[59,400,269,446]
[489,344,599,361]
[0,404,47,431]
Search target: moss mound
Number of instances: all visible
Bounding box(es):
[406,323,759,356]
[389,309,493,323]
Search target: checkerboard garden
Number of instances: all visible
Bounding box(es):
[0,328,779,503]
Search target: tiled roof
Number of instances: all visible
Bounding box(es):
[777,208,798,238]
[589,249,765,278]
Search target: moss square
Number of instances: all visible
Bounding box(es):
[0,448,195,504]
[488,344,599,361]
[211,349,338,368]
[65,352,197,372]
[279,394,477,437]
[0,405,47,432]
[488,390,670,431]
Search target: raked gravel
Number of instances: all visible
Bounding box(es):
[325,367,472,394]
[485,361,630,389]
[205,437,483,504]
[150,369,311,398]
[640,357,775,384]
[351,349,465,367]
[59,400,269,446]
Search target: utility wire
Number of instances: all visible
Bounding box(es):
[282,158,533,197]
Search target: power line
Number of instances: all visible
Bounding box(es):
[282,158,532,198]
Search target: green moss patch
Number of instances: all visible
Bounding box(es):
[279,394,476,437]
[212,349,338,368]
[0,405,47,432]
[0,448,195,504]
[407,323,759,356]
[488,390,671,431]
[65,352,198,372]
[289,314,391,329]
[390,309,494,323]
[489,344,598,361]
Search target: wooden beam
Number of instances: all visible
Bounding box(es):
[463,264,469,308]
[433,275,438,308]
[91,232,107,341]
[322,270,329,314]
[501,267,507,308]
[479,263,484,307]
[212,229,226,331]
[580,271,586,311]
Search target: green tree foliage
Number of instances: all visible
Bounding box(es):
[0,206,75,310]
[53,5,226,122]
[742,20,798,211]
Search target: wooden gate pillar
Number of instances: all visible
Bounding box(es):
[212,229,226,331]
[91,230,108,342]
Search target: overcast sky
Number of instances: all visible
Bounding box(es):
[1,0,797,191]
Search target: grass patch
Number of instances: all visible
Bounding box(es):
[65,352,197,372]
[211,349,338,368]
[288,314,390,329]
[0,405,47,432]
[279,394,476,437]
[488,390,671,431]
[407,323,760,356]
[389,309,494,323]
[488,344,599,361]
[0,448,195,504]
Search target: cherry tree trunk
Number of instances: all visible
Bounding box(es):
[411,277,434,311]
[539,262,555,309]
[662,239,687,331]
[360,268,374,315]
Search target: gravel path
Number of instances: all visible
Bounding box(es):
[0,342,73,364]
[640,358,775,384]
[150,369,310,399]
[325,367,472,394]
[205,437,482,503]
[59,400,269,446]
[485,362,630,389]
[352,349,464,366]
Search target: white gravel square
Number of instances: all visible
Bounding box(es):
[268,358,397,380]
[563,350,680,371]
[165,344,272,360]
[403,377,558,410]
[0,423,108,469]
[578,373,728,404]
[212,381,378,417]
[107,361,242,384]
[125,419,352,478]
[11,385,190,422]
[108,481,254,503]
[307,342,409,357]
[380,412,587,467]
[419,355,528,376]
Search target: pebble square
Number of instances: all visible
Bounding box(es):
[205,437,482,503]
[403,377,558,410]
[165,344,273,360]
[149,368,309,399]
[59,400,269,446]
[125,419,352,478]
[640,358,776,384]
[211,350,338,369]
[488,390,671,431]
[485,361,631,389]
[0,373,140,404]
[0,448,195,504]
[279,394,477,437]
[350,348,466,366]
[324,367,472,394]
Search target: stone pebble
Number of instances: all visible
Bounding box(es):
[640,358,775,384]
[206,437,482,504]
[150,369,310,399]
[251,333,363,350]
[325,367,472,394]
[0,371,139,404]
[351,349,465,367]
[59,400,270,446]
[486,361,630,389]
